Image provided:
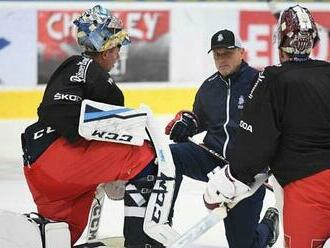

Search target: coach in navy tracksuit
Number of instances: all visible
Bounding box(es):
[165,29,279,248]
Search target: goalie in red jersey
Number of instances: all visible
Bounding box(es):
[21,5,176,248]
[204,5,330,248]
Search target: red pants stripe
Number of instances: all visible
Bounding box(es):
[24,138,155,244]
[283,169,330,248]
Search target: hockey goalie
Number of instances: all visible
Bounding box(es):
[1,5,179,248]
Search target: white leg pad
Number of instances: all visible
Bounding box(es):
[142,105,181,246]
[44,222,71,248]
[0,210,70,248]
[0,210,43,248]
[324,238,330,248]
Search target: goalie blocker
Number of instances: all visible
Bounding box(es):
[21,100,179,247]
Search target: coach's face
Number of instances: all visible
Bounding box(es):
[213,47,244,77]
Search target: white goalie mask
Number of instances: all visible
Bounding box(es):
[73,5,130,52]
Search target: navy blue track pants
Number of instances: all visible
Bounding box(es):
[169,141,270,248]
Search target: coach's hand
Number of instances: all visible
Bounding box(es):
[165,110,199,143]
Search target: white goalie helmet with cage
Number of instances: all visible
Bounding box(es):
[274,5,319,60]
[73,5,130,52]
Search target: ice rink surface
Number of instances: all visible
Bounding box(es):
[0,118,283,248]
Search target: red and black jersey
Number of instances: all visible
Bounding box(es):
[38,55,124,143]
[230,59,330,186]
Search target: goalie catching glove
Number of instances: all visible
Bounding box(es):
[203,164,250,210]
[165,110,199,143]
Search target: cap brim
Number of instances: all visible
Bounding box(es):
[207,45,240,53]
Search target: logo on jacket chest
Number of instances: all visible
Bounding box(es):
[238,95,245,109]
[239,120,253,133]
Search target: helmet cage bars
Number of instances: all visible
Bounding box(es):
[274,5,319,58]
[73,5,130,52]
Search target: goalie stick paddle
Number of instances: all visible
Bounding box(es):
[168,172,270,248]
[188,138,274,192]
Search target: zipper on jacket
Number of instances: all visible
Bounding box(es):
[222,78,231,158]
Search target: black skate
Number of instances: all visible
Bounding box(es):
[74,241,107,248]
[125,243,165,248]
[261,207,279,247]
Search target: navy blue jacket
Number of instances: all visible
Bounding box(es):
[193,61,258,160]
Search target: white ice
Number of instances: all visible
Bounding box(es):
[0,118,283,248]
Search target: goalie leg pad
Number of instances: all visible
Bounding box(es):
[0,211,70,248]
[86,185,105,242]
[0,210,43,248]
[143,107,180,246]
[124,161,165,248]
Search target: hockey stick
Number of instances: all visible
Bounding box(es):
[188,138,274,192]
[86,185,106,242]
[168,172,270,248]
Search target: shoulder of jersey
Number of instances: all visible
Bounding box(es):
[263,63,286,78]
[71,55,93,65]
[204,72,219,84]
[197,72,219,91]
[267,62,283,70]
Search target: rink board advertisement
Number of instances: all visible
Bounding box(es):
[239,10,330,68]
[0,2,329,88]
[171,5,330,83]
[38,9,170,84]
[38,10,170,84]
[0,9,37,86]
